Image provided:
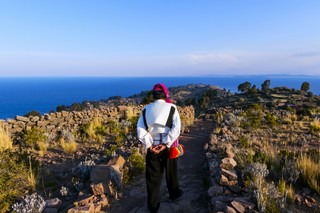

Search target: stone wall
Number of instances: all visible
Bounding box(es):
[0,105,195,136]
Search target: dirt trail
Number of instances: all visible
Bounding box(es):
[108,118,215,213]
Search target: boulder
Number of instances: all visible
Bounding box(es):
[90,165,111,183]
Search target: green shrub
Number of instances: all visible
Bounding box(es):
[239,136,249,148]
[253,151,268,164]
[23,127,47,148]
[265,112,278,128]
[242,104,263,129]
[128,150,145,178]
[24,110,41,117]
[105,120,126,142]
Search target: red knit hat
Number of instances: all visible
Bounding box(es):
[153,83,172,103]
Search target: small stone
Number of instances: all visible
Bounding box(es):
[219,174,229,185]
[221,168,238,181]
[221,158,237,170]
[224,206,237,213]
[45,198,62,209]
[231,201,245,213]
[234,198,255,210]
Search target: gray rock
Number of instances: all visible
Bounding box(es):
[214,201,227,212]
[45,198,62,209]
[208,185,224,197]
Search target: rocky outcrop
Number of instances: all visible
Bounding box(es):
[43,155,125,213]
[205,132,255,212]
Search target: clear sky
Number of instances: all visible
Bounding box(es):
[0,0,319,76]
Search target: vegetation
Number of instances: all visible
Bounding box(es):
[0,124,13,152]
[128,150,145,178]
[310,118,320,132]
[261,80,271,92]
[0,151,37,212]
[24,110,41,117]
[78,117,106,143]
[238,81,252,93]
[23,127,48,148]
[296,155,320,194]
[60,138,77,155]
[301,81,310,93]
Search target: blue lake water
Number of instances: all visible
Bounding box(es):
[0,76,319,119]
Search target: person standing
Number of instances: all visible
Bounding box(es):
[137,83,183,212]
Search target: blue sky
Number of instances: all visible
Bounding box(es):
[0,0,320,76]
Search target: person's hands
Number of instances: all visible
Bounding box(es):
[149,145,158,154]
[153,144,167,154]
[149,144,167,154]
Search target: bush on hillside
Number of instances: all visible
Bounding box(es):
[24,110,41,117]
[0,151,34,212]
[23,127,48,148]
[242,104,263,129]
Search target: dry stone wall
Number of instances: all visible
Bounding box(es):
[0,105,195,136]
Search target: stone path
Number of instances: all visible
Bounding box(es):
[108,118,215,213]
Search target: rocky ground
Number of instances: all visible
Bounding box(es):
[108,118,215,213]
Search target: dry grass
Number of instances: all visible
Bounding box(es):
[37,141,49,157]
[310,118,320,132]
[296,154,320,194]
[27,157,37,191]
[87,117,105,142]
[0,124,13,152]
[60,138,77,154]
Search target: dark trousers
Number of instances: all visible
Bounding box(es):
[146,148,180,212]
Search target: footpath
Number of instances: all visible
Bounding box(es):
[108,118,215,213]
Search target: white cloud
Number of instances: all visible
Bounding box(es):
[186,53,239,65]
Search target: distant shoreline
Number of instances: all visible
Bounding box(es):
[0,76,319,119]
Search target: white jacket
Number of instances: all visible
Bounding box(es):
[137,99,181,149]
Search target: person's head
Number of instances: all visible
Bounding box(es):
[152,83,172,103]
